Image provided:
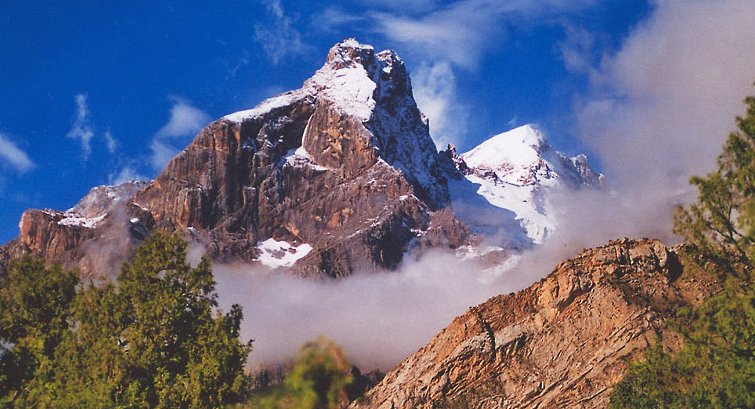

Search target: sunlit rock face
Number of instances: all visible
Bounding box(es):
[352,238,717,409]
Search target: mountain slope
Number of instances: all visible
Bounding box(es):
[351,239,717,408]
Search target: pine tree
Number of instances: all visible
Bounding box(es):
[3,233,252,408]
[673,95,755,277]
[0,257,78,406]
[611,93,755,408]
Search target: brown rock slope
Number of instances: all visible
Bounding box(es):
[352,238,717,409]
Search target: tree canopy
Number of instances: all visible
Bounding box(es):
[0,233,252,408]
[246,337,354,409]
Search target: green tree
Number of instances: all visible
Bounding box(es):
[4,233,252,408]
[609,287,755,409]
[0,257,78,406]
[250,337,353,409]
[674,95,755,276]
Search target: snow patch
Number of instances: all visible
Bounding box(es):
[223,90,311,123]
[256,238,313,269]
[451,124,601,246]
[283,146,329,171]
[57,213,107,229]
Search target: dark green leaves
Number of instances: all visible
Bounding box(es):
[0,233,252,408]
[674,95,755,277]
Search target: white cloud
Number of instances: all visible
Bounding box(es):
[226,50,251,79]
[67,94,94,159]
[558,25,601,78]
[104,130,118,154]
[315,8,367,33]
[254,0,310,64]
[357,0,440,13]
[214,247,554,370]
[317,0,595,148]
[0,132,34,172]
[412,62,469,149]
[149,99,211,171]
[155,99,211,139]
[369,0,597,69]
[109,165,148,185]
[575,0,755,238]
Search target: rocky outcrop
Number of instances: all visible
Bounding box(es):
[351,238,718,408]
[1,39,467,279]
[1,181,151,280]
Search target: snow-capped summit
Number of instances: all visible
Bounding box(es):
[463,124,551,186]
[223,38,447,208]
[448,124,602,246]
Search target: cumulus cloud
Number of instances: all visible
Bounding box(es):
[0,132,34,172]
[254,0,310,64]
[412,62,469,149]
[575,0,755,237]
[149,98,211,171]
[67,94,95,159]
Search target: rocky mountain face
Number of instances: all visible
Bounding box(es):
[1,39,467,279]
[1,181,150,280]
[351,238,718,409]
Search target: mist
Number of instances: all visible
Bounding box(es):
[210,187,660,372]
[575,0,755,238]
[213,249,541,371]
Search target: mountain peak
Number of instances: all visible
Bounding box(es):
[462,124,548,171]
[446,124,603,245]
[325,38,376,69]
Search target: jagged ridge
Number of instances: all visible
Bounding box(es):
[351,238,718,408]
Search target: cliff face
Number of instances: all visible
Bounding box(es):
[351,239,717,408]
[0,40,602,280]
[1,39,467,279]
[132,39,465,278]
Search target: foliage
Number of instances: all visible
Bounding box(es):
[247,337,353,409]
[674,95,755,277]
[0,233,252,408]
[609,286,755,408]
[0,257,78,405]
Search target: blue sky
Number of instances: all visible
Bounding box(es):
[2,0,754,244]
